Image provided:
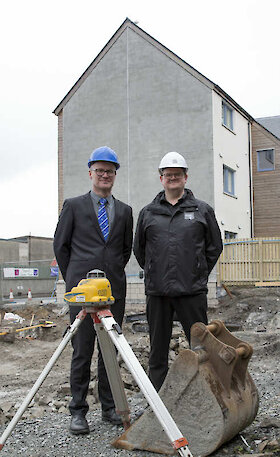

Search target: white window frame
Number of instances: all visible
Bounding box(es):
[257,148,275,172]
[223,165,236,197]
[222,101,234,131]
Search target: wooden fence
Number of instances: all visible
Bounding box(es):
[217,237,280,285]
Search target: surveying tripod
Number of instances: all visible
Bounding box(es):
[0,271,192,457]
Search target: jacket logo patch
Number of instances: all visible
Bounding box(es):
[184,212,194,220]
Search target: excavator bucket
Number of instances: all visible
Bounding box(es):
[113,320,259,456]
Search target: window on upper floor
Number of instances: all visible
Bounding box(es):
[257,149,275,171]
[222,101,234,131]
[223,165,235,196]
[224,231,237,240]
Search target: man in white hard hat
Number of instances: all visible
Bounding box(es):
[133,151,222,391]
[54,147,133,433]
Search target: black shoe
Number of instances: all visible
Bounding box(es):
[102,408,122,425]
[69,415,90,435]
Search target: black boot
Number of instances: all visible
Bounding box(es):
[69,415,90,435]
[102,408,122,425]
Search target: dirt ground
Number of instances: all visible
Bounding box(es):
[0,286,279,456]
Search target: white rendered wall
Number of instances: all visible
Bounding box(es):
[212,92,252,239]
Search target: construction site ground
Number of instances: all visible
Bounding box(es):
[0,286,279,457]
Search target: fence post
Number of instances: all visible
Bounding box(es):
[259,239,263,282]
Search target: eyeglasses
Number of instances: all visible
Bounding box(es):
[162,172,185,179]
[92,168,116,177]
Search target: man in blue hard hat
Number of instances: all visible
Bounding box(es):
[54,146,133,434]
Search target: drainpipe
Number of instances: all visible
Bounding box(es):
[248,122,253,237]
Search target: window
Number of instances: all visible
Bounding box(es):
[223,165,235,196]
[224,231,237,240]
[257,149,275,171]
[222,101,234,131]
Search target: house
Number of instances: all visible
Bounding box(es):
[251,118,280,237]
[53,19,255,241]
[53,18,268,300]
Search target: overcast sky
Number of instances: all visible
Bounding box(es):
[0,0,279,239]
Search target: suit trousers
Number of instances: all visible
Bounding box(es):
[146,293,207,392]
[69,299,125,416]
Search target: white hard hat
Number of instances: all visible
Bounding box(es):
[158,152,188,173]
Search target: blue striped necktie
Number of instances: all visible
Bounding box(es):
[98,198,109,241]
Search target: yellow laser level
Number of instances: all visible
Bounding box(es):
[64,269,114,306]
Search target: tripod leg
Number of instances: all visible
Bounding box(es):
[0,311,85,451]
[95,321,131,429]
[97,312,192,457]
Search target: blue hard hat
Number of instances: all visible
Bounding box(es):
[88,146,120,169]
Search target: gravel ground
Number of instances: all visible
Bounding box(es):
[0,287,279,456]
[0,397,154,457]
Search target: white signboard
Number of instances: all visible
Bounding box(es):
[3,268,39,278]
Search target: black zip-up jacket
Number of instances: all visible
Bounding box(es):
[133,189,222,297]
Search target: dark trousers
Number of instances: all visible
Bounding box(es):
[146,293,207,392]
[69,299,125,416]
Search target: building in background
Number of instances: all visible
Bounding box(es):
[0,236,56,301]
[251,117,280,237]
[0,235,54,263]
[53,19,254,242]
[52,18,279,301]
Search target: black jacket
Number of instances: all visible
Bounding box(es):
[133,189,222,296]
[53,192,133,298]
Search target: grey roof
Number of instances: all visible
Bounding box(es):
[256,116,280,139]
[1,236,53,243]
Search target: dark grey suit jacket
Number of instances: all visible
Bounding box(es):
[53,192,133,299]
